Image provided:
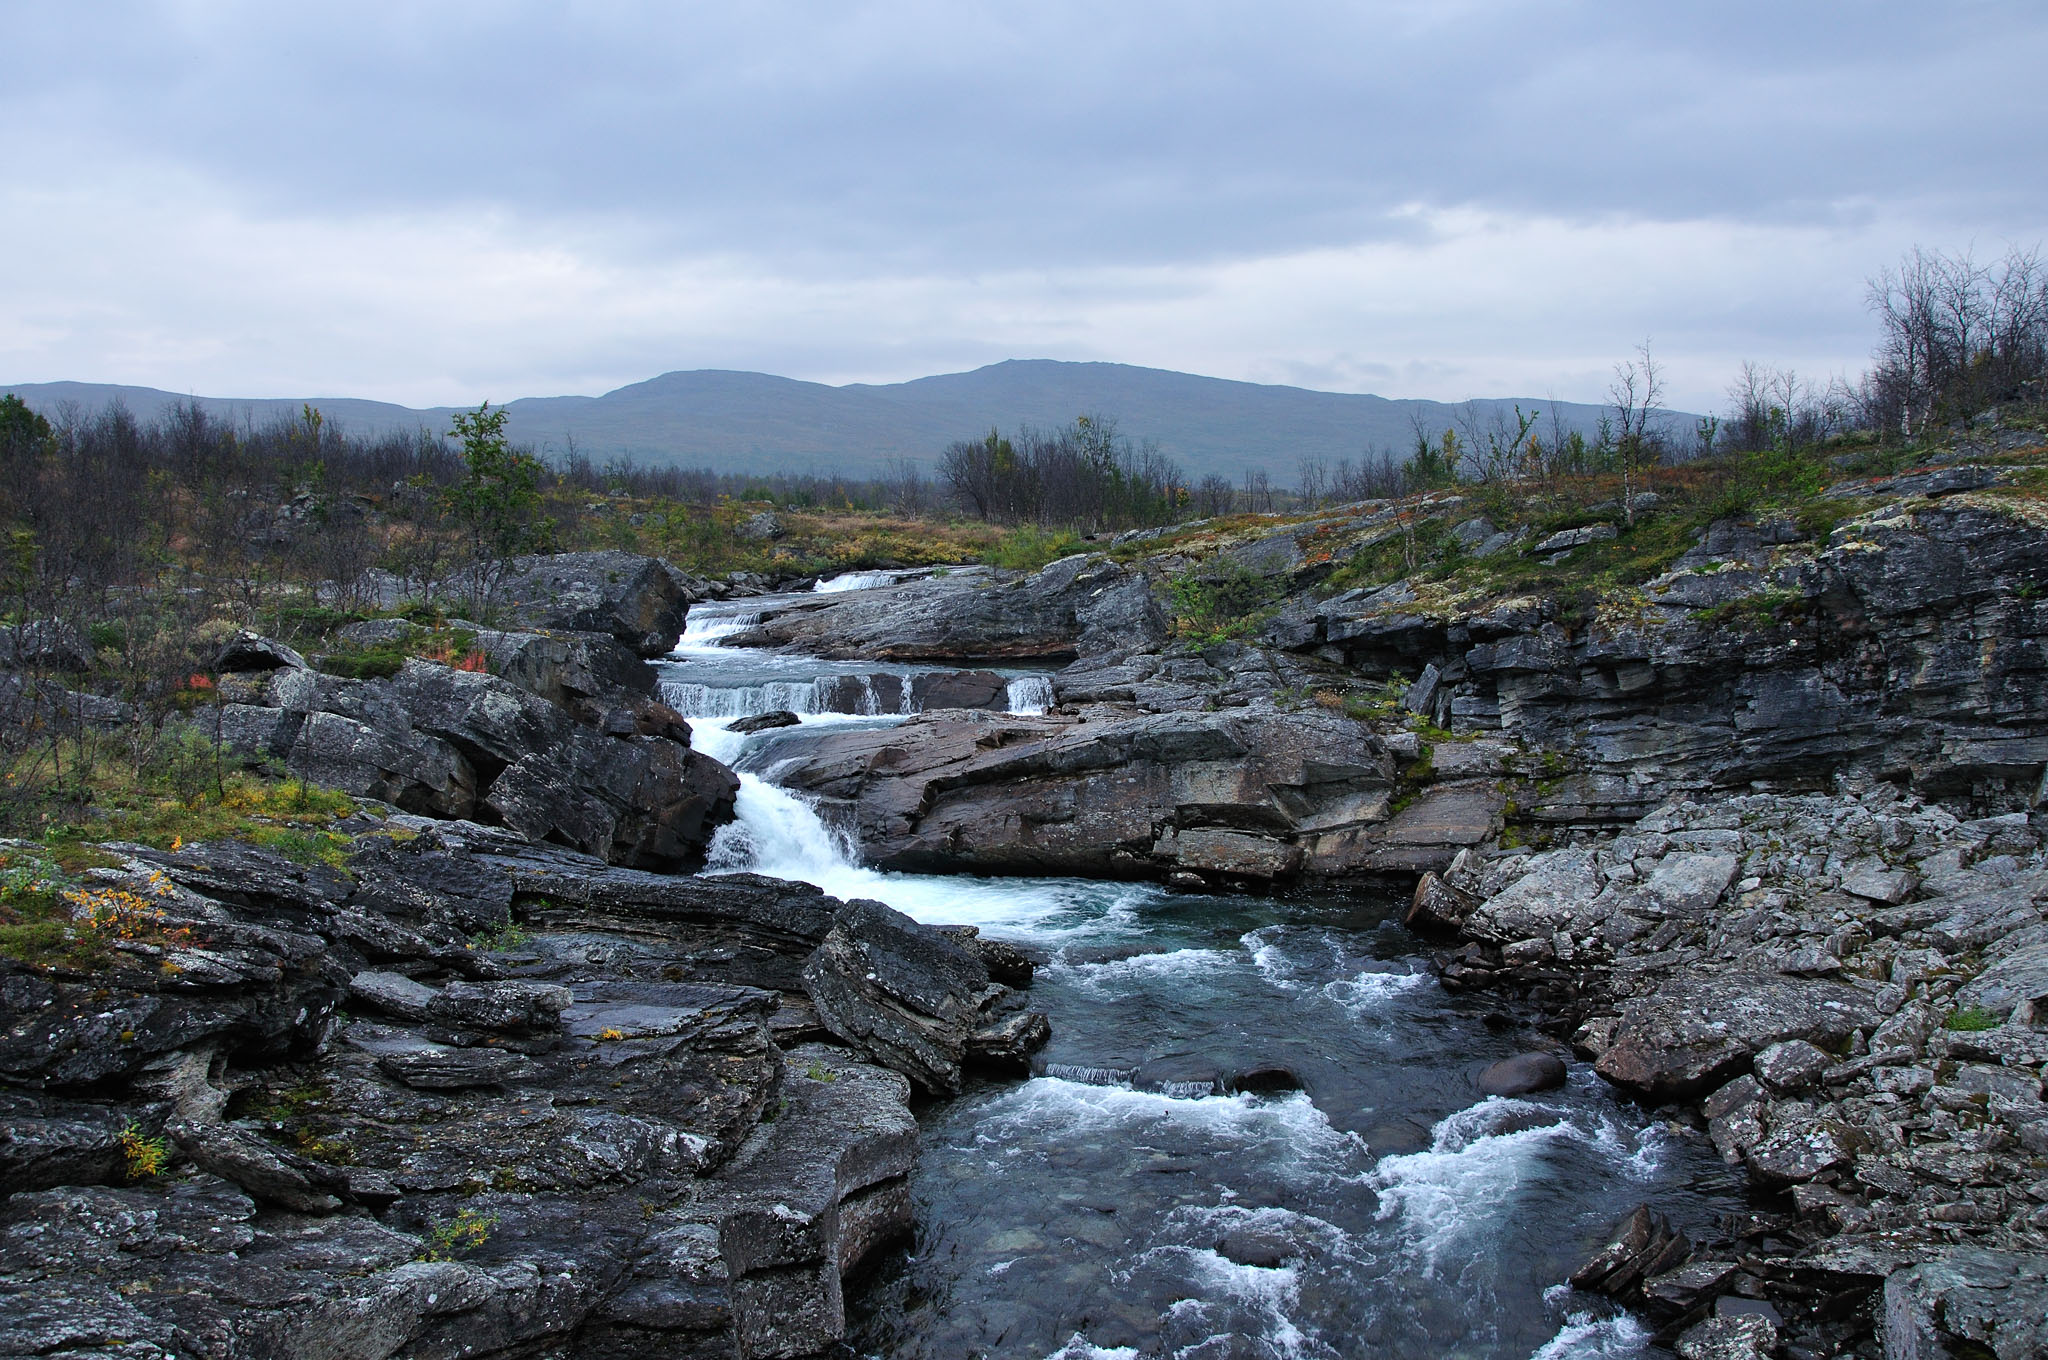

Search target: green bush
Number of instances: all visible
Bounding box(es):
[989,526,1085,571]
[315,648,406,680]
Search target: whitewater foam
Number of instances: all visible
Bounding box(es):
[813,569,902,593]
[1006,674,1057,714]
[1046,947,1242,994]
[1526,1310,1650,1360]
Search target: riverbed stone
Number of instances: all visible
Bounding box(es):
[1476,1052,1567,1096]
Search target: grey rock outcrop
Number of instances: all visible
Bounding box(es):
[221,655,738,872]
[770,706,1393,880]
[723,555,1166,662]
[490,550,699,657]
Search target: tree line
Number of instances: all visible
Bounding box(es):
[937,415,1186,532]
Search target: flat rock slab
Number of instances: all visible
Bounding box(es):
[1956,942,2048,1021]
[1883,1246,2048,1360]
[1594,973,1881,1099]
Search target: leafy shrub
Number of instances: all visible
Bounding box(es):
[989,525,1085,571]
[1944,1005,1999,1032]
[1165,562,1281,642]
[317,648,406,679]
[417,1209,497,1261]
[117,1122,170,1180]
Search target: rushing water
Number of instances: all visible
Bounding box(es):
[663,584,1742,1360]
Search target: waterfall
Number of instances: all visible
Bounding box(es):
[707,773,860,878]
[661,678,826,719]
[1006,675,1056,714]
[813,570,899,594]
[675,608,762,649]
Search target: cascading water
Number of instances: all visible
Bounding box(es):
[662,588,1742,1360]
[813,569,904,593]
[1006,674,1057,714]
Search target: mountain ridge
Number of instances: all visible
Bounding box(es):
[4,359,1635,481]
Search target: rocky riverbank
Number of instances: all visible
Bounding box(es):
[0,823,1047,1359]
[0,551,1052,1360]
[713,423,2048,1355]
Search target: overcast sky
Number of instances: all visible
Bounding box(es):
[5,1,2043,413]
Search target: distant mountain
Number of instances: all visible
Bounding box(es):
[4,361,1637,482]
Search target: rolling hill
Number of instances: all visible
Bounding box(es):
[5,360,1635,482]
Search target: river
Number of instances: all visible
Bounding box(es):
[660,579,1744,1360]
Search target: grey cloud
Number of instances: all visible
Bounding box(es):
[11,1,2046,272]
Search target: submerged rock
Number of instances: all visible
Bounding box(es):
[1475,1052,1566,1096]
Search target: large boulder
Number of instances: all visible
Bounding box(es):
[802,898,1044,1094]
[468,627,656,708]
[1594,973,1882,1099]
[1883,1247,2048,1360]
[486,730,739,872]
[489,551,697,656]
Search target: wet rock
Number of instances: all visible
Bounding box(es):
[1842,866,1919,904]
[350,969,437,1021]
[1643,852,1740,916]
[1464,848,1603,944]
[802,898,1045,1094]
[489,551,697,656]
[1954,941,2048,1022]
[1569,1203,1692,1301]
[469,626,656,708]
[725,554,1165,662]
[1675,1313,1776,1360]
[0,1096,135,1192]
[1744,1117,1855,1184]
[1361,783,1505,874]
[168,1120,349,1213]
[350,1029,537,1089]
[692,1044,917,1354]
[1643,1258,1741,1311]
[1406,870,1476,933]
[1882,1247,2048,1360]
[772,706,1390,881]
[279,706,479,816]
[729,708,802,734]
[909,669,1012,711]
[426,980,573,1034]
[484,728,739,871]
[1215,1226,1297,1268]
[967,1009,1052,1072]
[1476,1052,1567,1096]
[933,926,1036,988]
